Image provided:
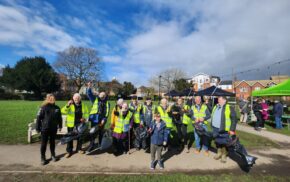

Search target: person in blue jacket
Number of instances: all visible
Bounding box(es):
[273,100,284,129]
[148,112,168,170]
[86,82,110,153]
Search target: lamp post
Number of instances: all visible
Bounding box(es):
[158,75,162,99]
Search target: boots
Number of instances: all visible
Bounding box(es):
[214,148,222,160]
[41,156,47,165]
[221,147,228,163]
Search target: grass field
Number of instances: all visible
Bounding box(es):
[2,173,290,182]
[0,101,280,148]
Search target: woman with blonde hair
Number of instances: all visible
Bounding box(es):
[36,94,62,165]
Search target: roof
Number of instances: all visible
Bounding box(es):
[197,86,235,96]
[219,80,232,85]
[270,75,289,81]
[234,80,278,87]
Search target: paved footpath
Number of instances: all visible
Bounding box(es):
[0,125,290,175]
[237,124,290,144]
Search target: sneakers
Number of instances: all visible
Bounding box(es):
[78,150,85,154]
[194,149,200,154]
[150,161,155,170]
[158,161,164,169]
[65,153,72,158]
[51,156,58,162]
[214,148,222,160]
[41,157,47,165]
[204,150,209,156]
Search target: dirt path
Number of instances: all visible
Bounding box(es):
[0,142,290,175]
[237,124,290,144]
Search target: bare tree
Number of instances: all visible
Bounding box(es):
[149,68,187,93]
[54,46,103,92]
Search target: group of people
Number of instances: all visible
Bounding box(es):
[239,97,285,131]
[36,83,238,169]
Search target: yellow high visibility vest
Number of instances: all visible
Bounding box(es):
[157,106,173,128]
[90,98,110,117]
[61,103,89,127]
[211,104,232,131]
[182,104,192,125]
[130,103,142,124]
[192,104,208,124]
[114,111,133,134]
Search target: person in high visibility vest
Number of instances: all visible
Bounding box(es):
[156,98,173,151]
[171,98,185,151]
[61,93,89,157]
[129,96,144,127]
[143,97,155,128]
[192,96,211,156]
[211,96,237,163]
[129,96,144,150]
[143,97,155,150]
[181,102,192,153]
[86,82,110,153]
[111,98,124,130]
[112,102,134,155]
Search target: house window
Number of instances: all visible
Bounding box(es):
[240,87,248,92]
[255,87,260,91]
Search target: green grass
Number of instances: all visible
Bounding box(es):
[3,173,290,182]
[0,101,281,148]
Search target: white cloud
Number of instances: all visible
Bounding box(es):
[102,55,122,63]
[0,3,87,55]
[115,0,290,86]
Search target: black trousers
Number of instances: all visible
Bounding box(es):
[255,113,263,128]
[181,124,188,147]
[40,130,56,159]
[88,121,104,149]
[66,127,82,153]
[175,123,183,145]
[113,136,128,153]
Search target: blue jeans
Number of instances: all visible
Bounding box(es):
[194,124,208,151]
[275,116,282,129]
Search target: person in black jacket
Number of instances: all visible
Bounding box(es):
[253,98,263,131]
[36,94,62,165]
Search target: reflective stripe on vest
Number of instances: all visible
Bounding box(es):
[90,99,110,117]
[114,111,132,134]
[211,104,231,131]
[62,103,89,128]
[157,106,173,128]
[182,105,192,125]
[130,104,142,124]
[192,104,208,124]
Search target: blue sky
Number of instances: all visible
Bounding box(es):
[0,0,290,86]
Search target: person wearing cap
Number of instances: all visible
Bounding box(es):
[129,95,144,150]
[211,96,237,163]
[86,82,110,153]
[61,93,89,157]
[112,102,134,154]
[192,96,211,156]
[129,95,144,128]
[148,113,167,170]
